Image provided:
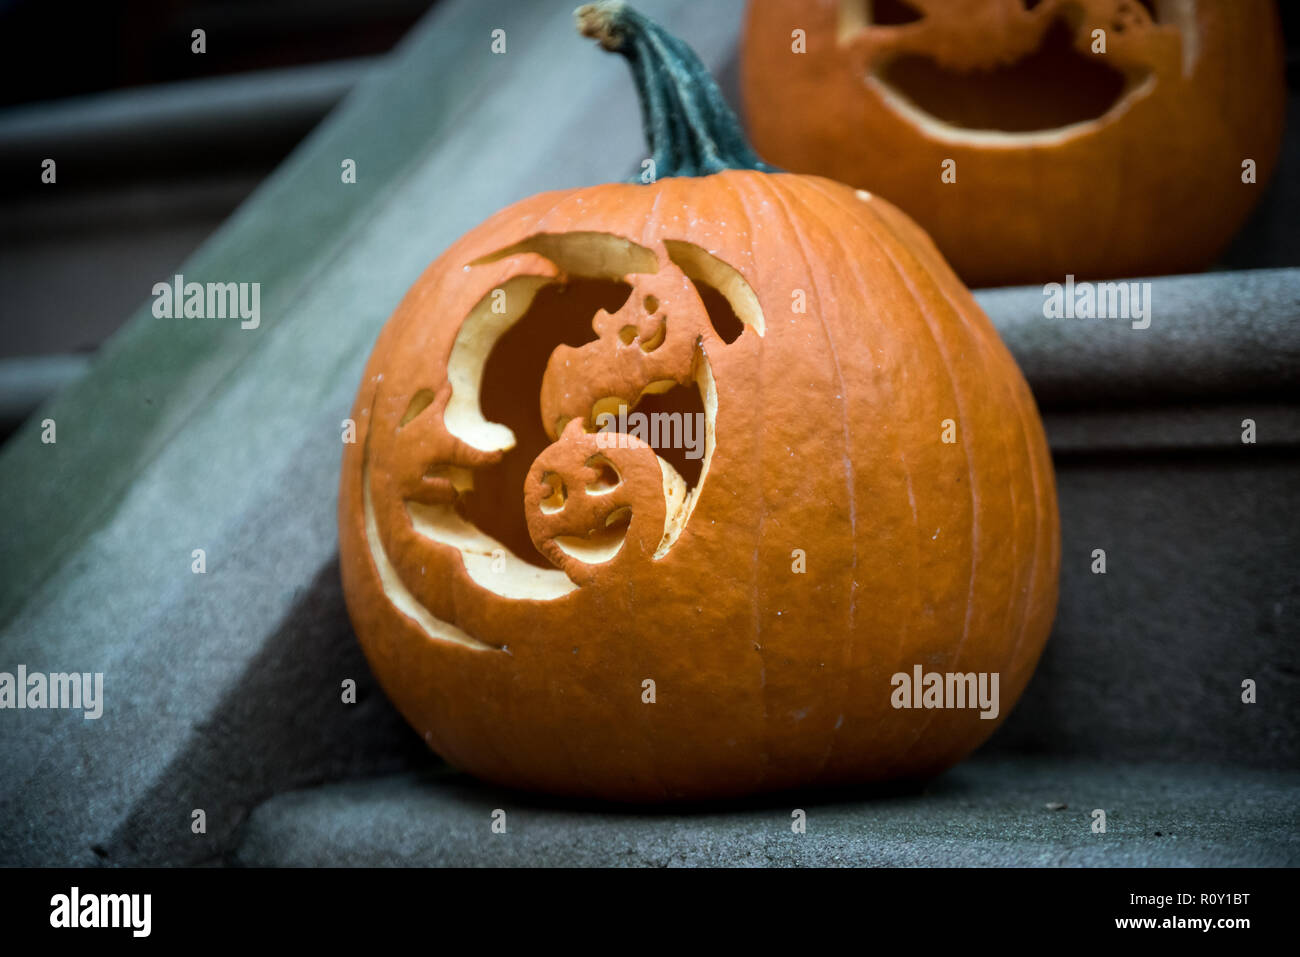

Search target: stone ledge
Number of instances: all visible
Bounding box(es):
[983,268,1300,408]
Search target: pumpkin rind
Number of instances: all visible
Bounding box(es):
[741,0,1286,286]
[339,172,1060,799]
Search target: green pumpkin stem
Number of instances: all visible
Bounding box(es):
[575,1,778,179]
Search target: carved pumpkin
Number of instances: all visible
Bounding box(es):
[338,1,1060,801]
[742,0,1286,287]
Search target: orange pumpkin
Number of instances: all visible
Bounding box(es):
[338,1,1059,801]
[742,0,1286,287]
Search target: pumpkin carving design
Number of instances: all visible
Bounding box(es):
[742,0,1286,286]
[339,1,1060,801]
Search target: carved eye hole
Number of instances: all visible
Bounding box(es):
[539,473,566,513]
[585,455,621,495]
[639,320,666,352]
[615,293,667,351]
[869,0,923,26]
[425,463,475,496]
[619,318,667,352]
[400,388,436,427]
[603,506,632,532]
[591,396,626,424]
[1112,0,1158,32]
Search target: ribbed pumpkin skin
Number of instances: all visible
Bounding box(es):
[338,170,1059,801]
[742,0,1285,287]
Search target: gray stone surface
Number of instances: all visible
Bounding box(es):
[233,757,1300,867]
[980,268,1300,407]
[992,453,1300,767]
[1219,90,1300,272]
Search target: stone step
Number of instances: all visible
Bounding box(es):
[231,757,1300,867]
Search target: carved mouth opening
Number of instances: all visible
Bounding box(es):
[554,504,632,565]
[873,18,1140,135]
[362,457,501,650]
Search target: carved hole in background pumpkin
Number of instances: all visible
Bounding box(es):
[458,276,635,568]
[839,0,922,41]
[874,18,1138,134]
[869,0,923,26]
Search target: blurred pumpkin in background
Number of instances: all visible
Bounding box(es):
[742,0,1286,287]
[339,2,1059,801]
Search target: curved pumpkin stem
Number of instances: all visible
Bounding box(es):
[575,1,778,178]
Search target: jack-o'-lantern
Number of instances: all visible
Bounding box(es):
[742,0,1286,287]
[338,1,1060,801]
